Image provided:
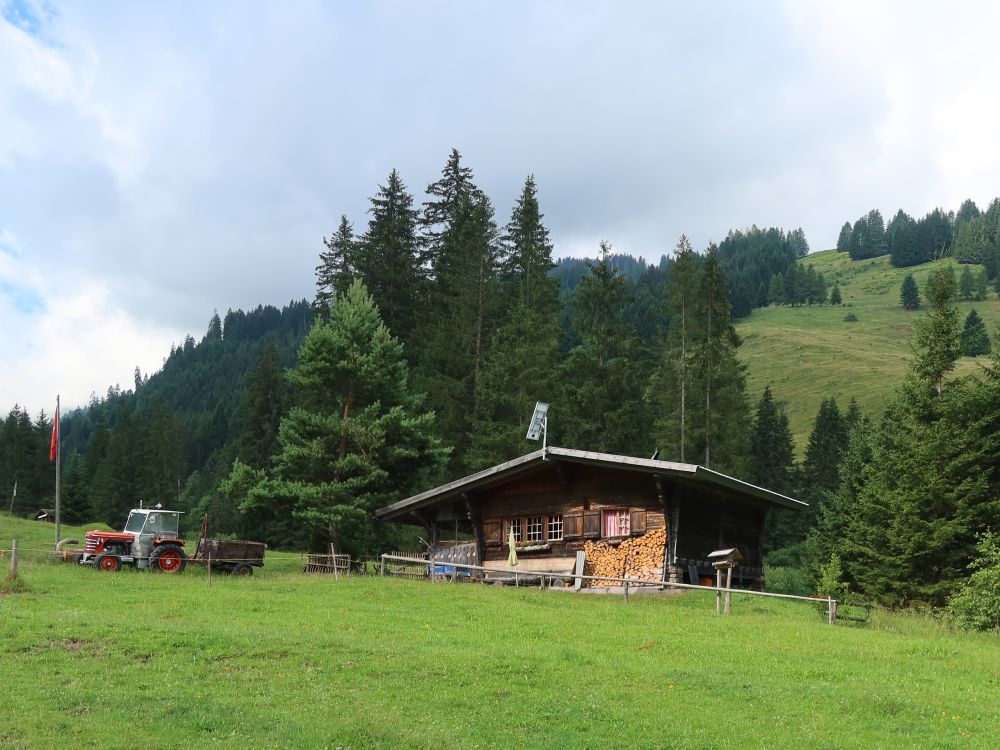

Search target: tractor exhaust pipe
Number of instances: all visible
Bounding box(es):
[51,538,81,562]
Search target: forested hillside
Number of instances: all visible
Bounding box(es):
[4,152,1000,608]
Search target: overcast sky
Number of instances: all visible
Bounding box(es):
[3,1,1000,412]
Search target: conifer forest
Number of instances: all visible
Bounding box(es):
[4,149,1000,608]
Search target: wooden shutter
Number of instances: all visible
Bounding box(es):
[563,511,584,539]
[584,509,601,539]
[630,508,647,535]
[483,519,501,545]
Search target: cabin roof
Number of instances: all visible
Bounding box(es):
[375,446,806,520]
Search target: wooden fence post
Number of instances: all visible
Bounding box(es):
[8,539,18,578]
[380,554,386,577]
[828,597,837,625]
[207,550,212,586]
[724,566,733,615]
[624,580,630,603]
[715,568,722,614]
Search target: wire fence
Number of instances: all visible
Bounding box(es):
[379,553,841,624]
[2,540,851,625]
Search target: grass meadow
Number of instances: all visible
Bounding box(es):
[3,517,1000,748]
[736,251,1000,451]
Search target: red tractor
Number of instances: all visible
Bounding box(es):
[78,508,187,573]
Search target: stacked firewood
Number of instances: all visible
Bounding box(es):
[584,528,666,586]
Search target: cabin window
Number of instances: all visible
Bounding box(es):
[547,515,563,541]
[504,518,522,542]
[603,509,630,537]
[497,515,564,543]
[526,516,544,542]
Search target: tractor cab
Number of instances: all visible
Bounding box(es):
[126,509,182,565]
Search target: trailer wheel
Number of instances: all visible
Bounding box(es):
[232,563,253,577]
[149,544,187,574]
[73,553,84,565]
[95,553,121,572]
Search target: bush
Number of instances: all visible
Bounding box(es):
[816,553,846,599]
[843,313,859,322]
[764,565,812,597]
[947,531,1000,631]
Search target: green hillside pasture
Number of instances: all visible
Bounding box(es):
[3,520,999,748]
[737,251,1000,449]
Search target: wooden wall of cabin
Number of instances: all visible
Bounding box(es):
[672,481,767,581]
[473,464,666,565]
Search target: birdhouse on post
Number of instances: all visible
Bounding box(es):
[707,548,743,614]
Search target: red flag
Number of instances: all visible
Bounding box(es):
[49,400,59,461]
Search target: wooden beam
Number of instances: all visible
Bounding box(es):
[462,492,484,566]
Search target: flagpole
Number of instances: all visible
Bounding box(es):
[54,394,61,547]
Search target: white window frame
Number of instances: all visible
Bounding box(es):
[547,515,564,541]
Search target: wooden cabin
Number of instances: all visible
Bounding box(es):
[376,447,805,586]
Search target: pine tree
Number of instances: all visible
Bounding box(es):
[315,215,356,315]
[913,269,961,397]
[222,281,449,554]
[829,283,842,305]
[960,308,991,356]
[900,273,920,310]
[354,170,425,343]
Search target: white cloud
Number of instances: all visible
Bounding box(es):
[3,0,1000,412]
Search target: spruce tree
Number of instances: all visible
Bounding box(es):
[416,190,501,471]
[315,215,356,316]
[958,265,975,300]
[974,268,989,301]
[650,236,700,462]
[421,148,479,270]
[913,268,961,397]
[749,386,795,493]
[222,281,449,554]
[829,282,842,305]
[468,176,562,468]
[237,342,286,468]
[355,170,424,344]
[836,222,852,252]
[563,243,650,456]
[900,273,920,310]
[767,273,785,305]
[691,246,750,471]
[960,309,991,356]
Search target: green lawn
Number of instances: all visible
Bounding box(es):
[3,517,999,748]
[737,251,1000,450]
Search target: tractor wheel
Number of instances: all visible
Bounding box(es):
[95,553,122,572]
[232,563,253,577]
[73,553,84,565]
[149,544,187,574]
